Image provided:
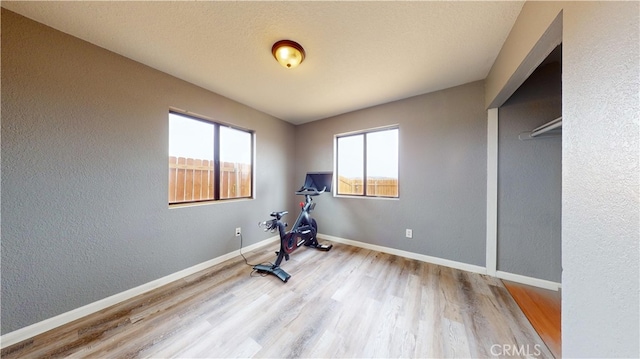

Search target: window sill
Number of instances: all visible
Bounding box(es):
[169,197,254,209]
[334,194,399,201]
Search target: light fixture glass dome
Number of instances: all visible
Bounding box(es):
[272,40,305,69]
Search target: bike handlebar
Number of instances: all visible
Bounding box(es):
[295,186,326,196]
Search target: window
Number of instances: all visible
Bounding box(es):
[336,127,399,197]
[168,112,253,204]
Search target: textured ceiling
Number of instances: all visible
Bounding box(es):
[2,1,524,124]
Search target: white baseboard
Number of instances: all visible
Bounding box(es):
[318,233,487,275]
[0,235,279,349]
[496,270,562,291]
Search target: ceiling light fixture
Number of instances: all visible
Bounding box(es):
[272,40,306,69]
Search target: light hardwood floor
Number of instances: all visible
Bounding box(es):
[2,243,554,358]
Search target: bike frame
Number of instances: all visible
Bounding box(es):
[254,186,332,282]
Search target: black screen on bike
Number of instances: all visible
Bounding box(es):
[301,172,333,192]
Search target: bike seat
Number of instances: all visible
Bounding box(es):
[270,211,288,219]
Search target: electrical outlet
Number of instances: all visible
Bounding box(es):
[235,227,241,237]
[405,229,413,239]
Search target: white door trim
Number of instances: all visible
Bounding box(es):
[486,108,498,277]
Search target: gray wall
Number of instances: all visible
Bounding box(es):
[498,61,562,282]
[490,2,639,356]
[294,81,487,266]
[1,9,297,334]
[561,2,639,356]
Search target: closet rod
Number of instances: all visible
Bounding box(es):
[518,116,562,140]
[531,116,562,137]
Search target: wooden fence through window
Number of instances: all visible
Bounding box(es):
[337,176,398,197]
[169,156,251,203]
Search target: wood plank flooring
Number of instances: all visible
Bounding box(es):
[2,243,554,358]
[503,280,561,358]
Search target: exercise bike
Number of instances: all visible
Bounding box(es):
[254,172,333,282]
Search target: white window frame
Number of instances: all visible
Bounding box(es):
[334,125,399,199]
